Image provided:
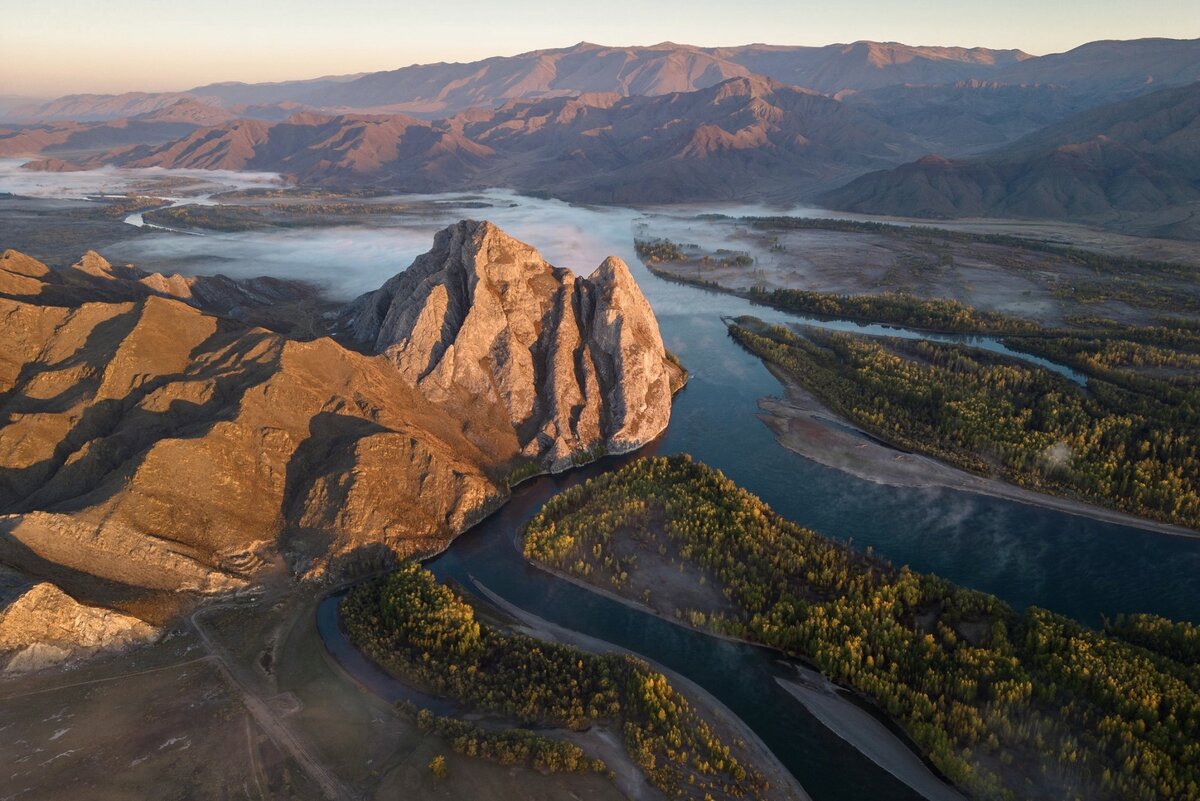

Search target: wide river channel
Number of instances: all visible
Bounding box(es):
[300,196,1200,801]
[5,168,1198,801]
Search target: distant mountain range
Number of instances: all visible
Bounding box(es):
[4,37,1200,235]
[981,38,1200,103]
[823,80,1200,238]
[6,41,1038,122]
[0,100,240,158]
[839,81,1086,154]
[32,78,923,202]
[13,38,1198,125]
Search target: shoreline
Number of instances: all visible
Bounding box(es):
[516,545,756,650]
[467,577,811,801]
[643,257,1197,539]
[314,587,662,801]
[757,365,1200,539]
[775,670,965,801]
[516,554,964,801]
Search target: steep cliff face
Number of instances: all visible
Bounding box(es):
[340,220,685,471]
[0,250,506,623]
[0,226,682,664]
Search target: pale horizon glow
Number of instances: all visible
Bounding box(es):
[3,0,1199,97]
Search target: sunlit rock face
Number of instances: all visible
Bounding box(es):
[0,247,504,622]
[0,223,682,661]
[341,220,684,471]
[0,567,159,673]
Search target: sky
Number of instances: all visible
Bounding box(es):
[3,0,1198,97]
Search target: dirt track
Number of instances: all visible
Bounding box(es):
[190,604,354,801]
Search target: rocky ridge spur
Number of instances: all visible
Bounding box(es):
[0,220,682,670]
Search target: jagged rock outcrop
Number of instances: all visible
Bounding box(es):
[0,566,159,673]
[1,248,324,334]
[0,250,506,627]
[340,220,685,471]
[0,229,682,663]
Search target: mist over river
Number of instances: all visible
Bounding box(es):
[6,162,1200,801]
[3,161,1197,625]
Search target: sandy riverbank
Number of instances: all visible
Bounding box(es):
[758,365,1199,539]
[469,578,812,801]
[776,667,964,801]
[515,554,970,801]
[318,586,662,801]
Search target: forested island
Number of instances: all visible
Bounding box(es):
[727,318,1199,530]
[341,564,771,800]
[523,455,1200,801]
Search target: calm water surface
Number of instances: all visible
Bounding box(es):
[7,170,1199,800]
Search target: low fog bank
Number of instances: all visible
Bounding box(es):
[0,158,284,200]
[0,159,829,310]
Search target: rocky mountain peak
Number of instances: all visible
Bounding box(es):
[341,220,685,470]
[0,227,685,665]
[71,249,129,280]
[0,249,51,279]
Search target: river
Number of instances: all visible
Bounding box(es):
[308,197,1199,801]
[4,167,1200,800]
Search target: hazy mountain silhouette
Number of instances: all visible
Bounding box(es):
[52,77,921,201]
[5,40,1040,122]
[822,80,1200,237]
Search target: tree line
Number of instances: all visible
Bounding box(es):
[342,563,768,800]
[746,288,1040,335]
[403,704,608,775]
[728,318,1200,530]
[524,455,1200,801]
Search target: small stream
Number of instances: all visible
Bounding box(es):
[741,311,1087,385]
[316,592,456,716]
[123,196,217,232]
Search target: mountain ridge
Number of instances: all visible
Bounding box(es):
[35,77,922,201]
[7,38,1200,214]
[0,222,680,667]
[3,38,1052,123]
[820,79,1200,235]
